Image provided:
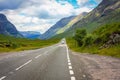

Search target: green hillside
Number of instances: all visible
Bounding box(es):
[0,35,59,52]
[66,22,120,58]
[53,0,120,39]
[56,12,87,34]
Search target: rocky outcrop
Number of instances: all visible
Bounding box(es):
[100,33,120,49]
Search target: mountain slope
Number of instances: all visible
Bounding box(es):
[72,0,120,31]
[40,16,75,39]
[20,31,41,39]
[54,0,120,39]
[0,14,23,37]
[56,12,87,34]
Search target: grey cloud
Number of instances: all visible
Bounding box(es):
[0,0,27,10]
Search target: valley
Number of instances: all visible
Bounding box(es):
[0,0,120,80]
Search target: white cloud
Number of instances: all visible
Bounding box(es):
[6,14,32,24]
[5,13,55,34]
[75,7,92,14]
[20,0,75,19]
[0,0,93,34]
[17,24,52,34]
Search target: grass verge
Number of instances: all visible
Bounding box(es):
[0,35,60,53]
[66,38,120,58]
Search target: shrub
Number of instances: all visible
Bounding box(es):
[74,29,87,46]
[83,35,94,46]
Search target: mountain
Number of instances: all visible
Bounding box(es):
[20,31,41,39]
[73,0,120,31]
[56,12,87,34]
[0,14,23,37]
[53,0,120,39]
[40,16,76,39]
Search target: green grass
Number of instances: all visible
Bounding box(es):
[66,22,120,58]
[66,38,120,58]
[0,35,60,53]
[98,44,120,58]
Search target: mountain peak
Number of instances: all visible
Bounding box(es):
[0,13,7,21]
[0,14,23,37]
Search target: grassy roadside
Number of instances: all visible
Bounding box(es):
[66,38,120,58]
[0,35,60,53]
[66,22,120,58]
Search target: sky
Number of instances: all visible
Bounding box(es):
[0,0,102,34]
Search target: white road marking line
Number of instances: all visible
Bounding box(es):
[66,45,70,59]
[67,57,70,59]
[0,76,6,80]
[35,51,48,59]
[66,43,76,80]
[15,60,32,71]
[68,62,71,65]
[71,76,76,80]
[35,54,41,59]
[68,59,70,63]
[69,66,72,69]
[68,57,70,60]
[69,70,74,75]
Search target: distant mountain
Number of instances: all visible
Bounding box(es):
[40,16,76,39]
[0,14,23,37]
[53,0,120,39]
[20,31,41,39]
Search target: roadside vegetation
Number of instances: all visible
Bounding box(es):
[66,22,120,58]
[0,35,59,53]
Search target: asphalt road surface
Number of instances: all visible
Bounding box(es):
[0,41,120,80]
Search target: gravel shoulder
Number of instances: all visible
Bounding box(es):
[70,51,120,80]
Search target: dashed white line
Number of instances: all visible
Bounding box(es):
[68,59,70,63]
[66,44,76,80]
[69,66,72,69]
[15,60,32,70]
[66,45,70,59]
[35,54,41,59]
[35,51,48,59]
[69,70,74,75]
[68,62,71,65]
[71,76,76,80]
[67,57,70,60]
[0,76,6,80]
